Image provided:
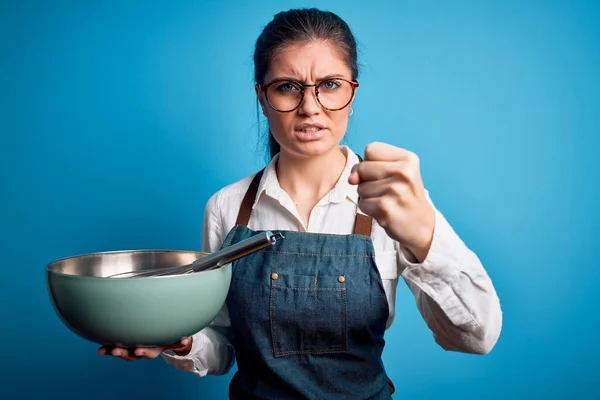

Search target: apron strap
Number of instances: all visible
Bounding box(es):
[353,213,373,237]
[235,164,373,237]
[235,169,265,226]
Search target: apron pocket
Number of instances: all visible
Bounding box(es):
[269,272,348,357]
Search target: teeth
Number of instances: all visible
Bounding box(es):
[298,127,321,133]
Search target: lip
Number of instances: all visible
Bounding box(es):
[294,122,326,131]
[293,123,326,142]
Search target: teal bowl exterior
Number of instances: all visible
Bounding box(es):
[46,251,232,348]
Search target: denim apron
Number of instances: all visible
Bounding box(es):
[221,168,395,399]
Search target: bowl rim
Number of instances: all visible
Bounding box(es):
[45,248,215,279]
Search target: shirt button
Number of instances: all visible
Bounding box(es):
[338,275,345,283]
[271,272,279,280]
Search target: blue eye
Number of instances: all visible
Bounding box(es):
[275,82,300,92]
[321,80,341,90]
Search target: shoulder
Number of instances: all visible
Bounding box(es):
[204,171,259,219]
[201,171,262,251]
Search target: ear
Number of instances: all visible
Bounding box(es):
[255,84,267,116]
[350,85,358,103]
[346,84,358,109]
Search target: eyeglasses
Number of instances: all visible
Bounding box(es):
[259,77,359,113]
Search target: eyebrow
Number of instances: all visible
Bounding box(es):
[269,74,349,84]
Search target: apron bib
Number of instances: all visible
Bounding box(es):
[221,169,395,399]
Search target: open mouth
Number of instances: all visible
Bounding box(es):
[294,124,326,141]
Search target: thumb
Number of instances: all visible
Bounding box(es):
[169,337,193,356]
[176,337,192,349]
[135,337,192,358]
[348,163,360,185]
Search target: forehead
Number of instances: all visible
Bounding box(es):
[265,40,352,82]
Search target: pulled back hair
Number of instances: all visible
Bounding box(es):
[253,8,359,160]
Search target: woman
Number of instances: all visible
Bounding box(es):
[99,8,502,398]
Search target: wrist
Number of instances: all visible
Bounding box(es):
[407,207,435,263]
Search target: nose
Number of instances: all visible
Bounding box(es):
[298,86,321,116]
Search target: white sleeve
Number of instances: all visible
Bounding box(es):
[397,192,503,355]
[161,191,236,376]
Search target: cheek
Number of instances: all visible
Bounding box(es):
[329,113,349,138]
[266,111,294,138]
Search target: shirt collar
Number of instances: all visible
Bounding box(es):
[251,145,361,209]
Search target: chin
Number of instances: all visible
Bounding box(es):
[284,140,341,158]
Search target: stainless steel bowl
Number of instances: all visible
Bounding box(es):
[46,249,232,348]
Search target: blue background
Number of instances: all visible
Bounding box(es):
[1,0,598,398]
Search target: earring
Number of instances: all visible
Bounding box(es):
[349,108,354,116]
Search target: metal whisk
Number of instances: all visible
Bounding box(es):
[107,231,284,278]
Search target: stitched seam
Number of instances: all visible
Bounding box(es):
[272,286,346,291]
[270,279,278,356]
[276,348,347,356]
[369,266,388,313]
[223,226,238,247]
[264,250,369,257]
[314,276,318,316]
[341,283,348,349]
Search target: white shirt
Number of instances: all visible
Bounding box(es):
[162,146,503,376]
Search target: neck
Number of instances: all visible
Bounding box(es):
[276,147,347,203]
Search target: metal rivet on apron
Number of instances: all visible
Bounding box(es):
[338,275,345,283]
[271,272,279,280]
